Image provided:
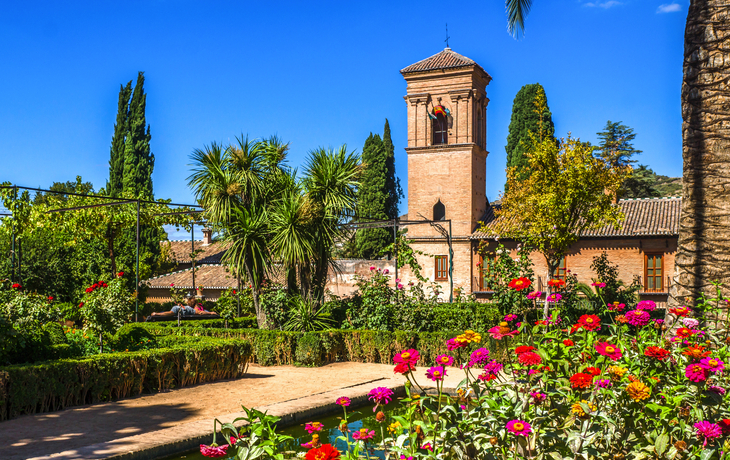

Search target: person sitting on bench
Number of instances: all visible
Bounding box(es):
[150,294,213,318]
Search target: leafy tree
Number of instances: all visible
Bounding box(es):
[596,120,642,168]
[107,81,132,198]
[490,93,630,317]
[622,165,661,199]
[33,177,95,205]
[505,83,555,189]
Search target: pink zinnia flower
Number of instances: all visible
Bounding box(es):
[368,387,394,411]
[682,317,699,328]
[488,325,519,340]
[595,379,612,388]
[352,428,376,440]
[527,291,542,300]
[530,391,547,403]
[305,422,324,433]
[504,314,518,322]
[200,444,228,458]
[335,396,351,407]
[506,419,532,437]
[626,309,651,327]
[709,385,726,396]
[591,282,606,288]
[694,421,722,447]
[393,349,419,366]
[700,357,725,373]
[484,360,503,375]
[594,342,622,361]
[435,354,454,366]
[426,365,447,381]
[547,293,562,302]
[686,363,707,382]
[369,266,375,271]
[468,348,491,367]
[447,337,467,350]
[637,300,656,311]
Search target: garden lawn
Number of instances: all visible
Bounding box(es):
[0,362,461,460]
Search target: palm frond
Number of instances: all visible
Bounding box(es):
[506,0,533,38]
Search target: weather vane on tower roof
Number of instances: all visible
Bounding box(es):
[445,23,450,48]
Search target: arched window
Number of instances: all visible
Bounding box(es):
[433,200,446,221]
[432,113,448,145]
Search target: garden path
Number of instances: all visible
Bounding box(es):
[0,362,465,460]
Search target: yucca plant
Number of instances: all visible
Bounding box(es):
[283,296,331,332]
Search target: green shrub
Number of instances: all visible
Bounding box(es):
[42,322,68,345]
[0,338,252,421]
[113,323,157,351]
[57,301,82,324]
[149,316,258,329]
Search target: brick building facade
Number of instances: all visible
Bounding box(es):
[397,48,680,306]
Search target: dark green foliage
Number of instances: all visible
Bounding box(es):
[622,164,682,199]
[107,81,132,197]
[596,120,642,168]
[33,177,95,205]
[0,338,252,421]
[354,120,403,259]
[113,323,157,351]
[122,72,154,199]
[42,322,67,345]
[505,83,556,188]
[590,252,640,306]
[149,316,258,329]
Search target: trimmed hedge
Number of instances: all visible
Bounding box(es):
[140,325,508,367]
[0,338,252,421]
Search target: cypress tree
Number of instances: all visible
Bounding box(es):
[355,134,390,259]
[505,83,556,190]
[122,72,154,199]
[107,81,132,197]
[382,119,403,220]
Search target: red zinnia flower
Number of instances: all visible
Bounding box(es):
[515,345,536,355]
[305,444,341,460]
[644,346,670,360]
[548,278,566,288]
[676,327,694,338]
[584,367,601,376]
[508,277,532,291]
[669,306,690,317]
[518,352,542,366]
[200,444,228,458]
[563,339,574,347]
[570,373,594,389]
[393,363,414,375]
[683,345,711,360]
[578,315,601,331]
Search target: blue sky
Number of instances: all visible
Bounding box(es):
[0,1,686,239]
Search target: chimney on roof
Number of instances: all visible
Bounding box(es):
[202,228,213,246]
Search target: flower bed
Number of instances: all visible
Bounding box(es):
[0,337,252,421]
[198,302,730,459]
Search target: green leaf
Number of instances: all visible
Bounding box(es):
[655,431,669,456]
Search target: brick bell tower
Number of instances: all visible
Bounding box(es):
[401,48,491,238]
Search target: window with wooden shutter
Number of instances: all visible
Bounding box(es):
[644,253,664,292]
[435,255,448,281]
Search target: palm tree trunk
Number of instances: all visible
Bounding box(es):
[669,1,730,308]
[244,258,268,329]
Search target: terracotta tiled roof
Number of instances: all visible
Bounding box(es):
[472,197,681,239]
[162,240,230,264]
[401,48,490,77]
[143,264,238,289]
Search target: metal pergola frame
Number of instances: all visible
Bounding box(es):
[0,184,202,321]
[341,217,454,302]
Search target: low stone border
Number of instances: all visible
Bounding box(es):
[29,378,407,460]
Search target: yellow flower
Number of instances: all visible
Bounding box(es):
[571,400,596,418]
[387,421,402,434]
[456,330,482,344]
[626,381,651,401]
[608,365,628,381]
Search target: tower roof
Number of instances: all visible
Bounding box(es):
[401,48,490,78]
